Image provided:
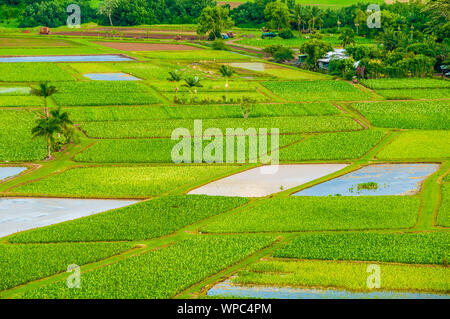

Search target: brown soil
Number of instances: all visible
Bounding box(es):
[94,42,201,51]
[217,1,243,9]
[52,31,206,40]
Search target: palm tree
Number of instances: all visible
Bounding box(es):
[50,107,73,141]
[182,76,203,101]
[219,65,234,102]
[292,4,303,36]
[31,83,58,117]
[167,70,183,102]
[32,117,61,160]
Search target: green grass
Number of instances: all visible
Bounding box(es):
[10,165,241,198]
[0,63,75,82]
[201,196,420,233]
[274,232,450,265]
[0,109,46,162]
[377,88,450,100]
[74,135,301,163]
[8,196,249,243]
[80,116,360,138]
[353,101,450,130]
[262,81,375,102]
[0,242,134,291]
[437,183,450,227]
[232,259,450,293]
[17,235,275,299]
[376,131,450,159]
[361,78,450,90]
[280,130,386,161]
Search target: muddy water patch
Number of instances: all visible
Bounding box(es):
[207,281,449,299]
[294,163,439,197]
[188,164,348,197]
[0,198,137,238]
[0,167,27,181]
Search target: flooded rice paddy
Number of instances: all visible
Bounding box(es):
[294,163,439,196]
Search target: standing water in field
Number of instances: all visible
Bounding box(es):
[293,163,440,196]
[228,62,268,72]
[207,281,449,299]
[0,55,133,63]
[0,87,31,94]
[84,73,140,81]
[0,198,138,238]
[0,167,27,181]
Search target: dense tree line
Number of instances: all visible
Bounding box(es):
[6,0,448,43]
[6,0,217,27]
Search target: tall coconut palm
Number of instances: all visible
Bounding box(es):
[219,65,234,102]
[167,70,183,102]
[50,107,73,141]
[31,117,61,160]
[31,83,58,117]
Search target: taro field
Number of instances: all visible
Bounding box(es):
[0,34,449,300]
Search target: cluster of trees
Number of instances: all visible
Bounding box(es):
[297,27,445,79]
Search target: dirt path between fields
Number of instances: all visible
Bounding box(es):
[95,42,201,51]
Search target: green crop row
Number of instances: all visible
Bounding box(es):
[17,235,275,299]
[376,131,450,159]
[9,195,249,243]
[232,259,450,293]
[262,80,376,102]
[377,88,450,100]
[65,103,339,122]
[201,196,420,233]
[353,101,450,130]
[0,96,44,107]
[0,242,134,291]
[0,109,46,162]
[0,63,75,82]
[163,91,272,104]
[74,135,302,163]
[280,130,386,161]
[80,116,360,138]
[361,78,450,90]
[274,232,450,264]
[10,165,241,198]
[51,81,160,106]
